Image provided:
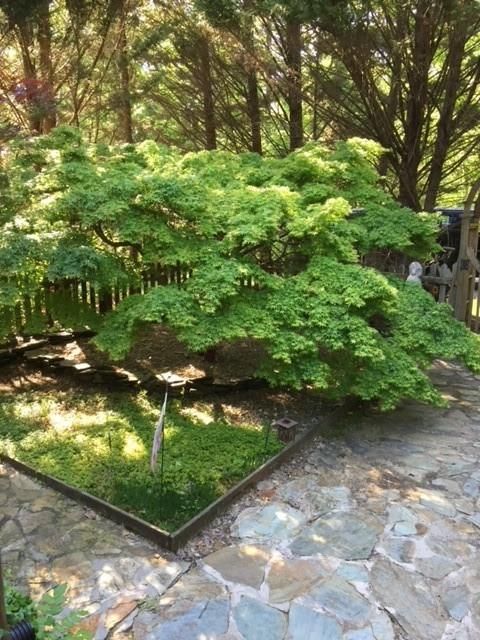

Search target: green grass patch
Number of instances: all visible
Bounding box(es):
[0,390,283,531]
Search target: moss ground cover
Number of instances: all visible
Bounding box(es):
[0,390,282,531]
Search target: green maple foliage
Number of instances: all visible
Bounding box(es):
[1,126,479,408]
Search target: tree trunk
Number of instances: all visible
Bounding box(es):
[312,35,322,140]
[36,0,56,133]
[198,35,217,150]
[398,2,432,210]
[398,167,422,211]
[396,53,424,211]
[16,21,41,133]
[246,69,262,154]
[285,18,303,151]
[242,7,262,154]
[423,18,469,211]
[117,0,134,143]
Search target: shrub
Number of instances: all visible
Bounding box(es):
[3,581,91,640]
[1,128,478,408]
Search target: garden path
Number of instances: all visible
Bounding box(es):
[2,360,480,640]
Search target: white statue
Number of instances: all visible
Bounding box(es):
[406,261,423,285]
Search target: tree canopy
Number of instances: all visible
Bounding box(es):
[0,0,479,208]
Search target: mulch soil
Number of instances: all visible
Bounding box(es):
[0,326,328,428]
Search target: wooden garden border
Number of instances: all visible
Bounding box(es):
[1,406,343,551]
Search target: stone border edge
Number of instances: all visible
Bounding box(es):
[1,406,344,551]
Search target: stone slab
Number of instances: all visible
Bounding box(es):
[305,576,371,625]
[290,512,381,560]
[232,503,306,542]
[371,558,446,639]
[203,544,270,589]
[267,557,326,603]
[286,603,341,640]
[234,596,287,640]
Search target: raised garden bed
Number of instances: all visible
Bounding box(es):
[0,329,343,548]
[0,390,284,530]
[0,386,340,549]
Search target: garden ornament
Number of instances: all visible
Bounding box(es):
[406,261,423,285]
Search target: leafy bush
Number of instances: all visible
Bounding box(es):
[1,127,479,408]
[0,391,282,531]
[3,582,90,640]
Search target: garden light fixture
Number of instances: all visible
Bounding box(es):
[273,417,298,443]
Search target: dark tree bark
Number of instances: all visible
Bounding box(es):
[310,32,326,141]
[242,5,262,154]
[16,21,42,133]
[36,0,56,133]
[312,56,320,139]
[396,1,433,210]
[423,16,469,211]
[245,58,262,153]
[285,17,303,151]
[1,0,41,132]
[198,35,217,150]
[117,0,134,142]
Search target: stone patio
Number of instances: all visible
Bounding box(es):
[2,360,480,639]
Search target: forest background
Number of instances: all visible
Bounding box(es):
[1,0,479,212]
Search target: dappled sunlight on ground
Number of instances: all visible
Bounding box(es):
[3,362,480,639]
[180,405,215,425]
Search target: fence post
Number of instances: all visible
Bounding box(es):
[89,283,97,313]
[23,295,32,327]
[98,289,113,314]
[453,179,480,324]
[14,303,23,334]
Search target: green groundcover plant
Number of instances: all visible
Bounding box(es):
[0,391,282,530]
[1,126,480,409]
[3,581,91,640]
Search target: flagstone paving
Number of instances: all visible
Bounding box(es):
[2,360,480,639]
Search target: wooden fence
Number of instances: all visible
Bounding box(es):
[2,263,193,337]
[6,232,480,339]
[421,264,480,334]
[1,263,260,338]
